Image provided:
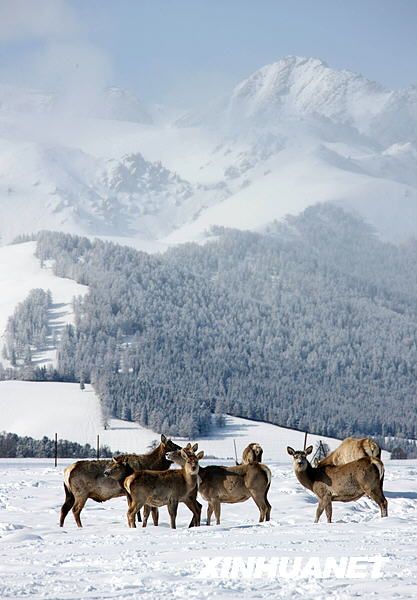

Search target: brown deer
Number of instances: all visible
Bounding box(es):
[168,447,271,525]
[318,437,381,466]
[287,445,388,523]
[60,435,180,527]
[105,448,204,529]
[242,443,263,464]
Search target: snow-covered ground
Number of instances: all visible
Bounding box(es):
[0,458,415,599]
[0,380,349,461]
[0,242,88,367]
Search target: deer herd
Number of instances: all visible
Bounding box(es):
[60,435,387,530]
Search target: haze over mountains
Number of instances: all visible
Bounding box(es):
[1,56,417,247]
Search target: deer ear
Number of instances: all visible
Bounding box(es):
[287,446,295,456]
[161,434,167,444]
[112,457,118,463]
[180,449,188,459]
[192,443,198,452]
[185,443,191,449]
[196,451,204,460]
[305,445,313,455]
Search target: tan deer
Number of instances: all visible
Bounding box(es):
[105,448,204,529]
[168,446,271,525]
[287,445,388,523]
[318,437,381,466]
[60,435,180,527]
[242,443,263,464]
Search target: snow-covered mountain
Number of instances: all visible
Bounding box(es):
[1,56,417,246]
[0,138,229,243]
[181,56,417,145]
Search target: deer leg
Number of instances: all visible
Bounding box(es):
[314,499,325,523]
[213,500,221,525]
[142,505,150,528]
[186,492,201,527]
[249,490,267,522]
[366,488,388,518]
[136,509,142,523]
[60,484,75,527]
[127,500,140,528]
[167,499,179,529]
[188,515,196,527]
[265,483,272,521]
[206,502,213,526]
[265,497,272,521]
[72,496,88,528]
[151,507,159,526]
[324,499,332,523]
[184,497,201,528]
[195,499,202,526]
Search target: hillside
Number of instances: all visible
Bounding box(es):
[0,241,88,368]
[0,380,345,460]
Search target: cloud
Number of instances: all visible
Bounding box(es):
[34,41,112,113]
[0,0,79,42]
[0,0,112,113]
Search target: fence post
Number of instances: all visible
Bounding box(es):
[303,431,308,450]
[54,432,58,467]
[96,434,100,459]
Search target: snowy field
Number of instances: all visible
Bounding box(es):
[0,457,416,599]
[0,380,349,460]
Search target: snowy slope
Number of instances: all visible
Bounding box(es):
[0,135,228,244]
[0,458,415,599]
[0,380,350,461]
[165,138,417,244]
[0,242,88,366]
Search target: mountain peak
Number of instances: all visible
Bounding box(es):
[258,55,329,72]
[229,55,383,123]
[180,55,417,146]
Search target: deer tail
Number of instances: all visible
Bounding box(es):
[259,464,272,486]
[371,458,384,481]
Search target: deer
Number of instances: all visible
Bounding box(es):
[167,445,271,525]
[318,437,381,466]
[287,445,388,523]
[60,434,181,527]
[318,437,384,487]
[104,448,204,529]
[242,443,263,464]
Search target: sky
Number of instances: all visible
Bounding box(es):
[1,0,417,109]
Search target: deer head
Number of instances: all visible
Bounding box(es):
[287,446,313,472]
[182,449,204,476]
[104,455,132,480]
[252,443,263,459]
[166,443,198,465]
[160,434,182,456]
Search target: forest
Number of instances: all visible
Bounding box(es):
[0,431,113,459]
[1,204,417,449]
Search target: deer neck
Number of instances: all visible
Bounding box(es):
[118,464,134,480]
[183,467,199,489]
[294,463,316,492]
[148,443,171,470]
